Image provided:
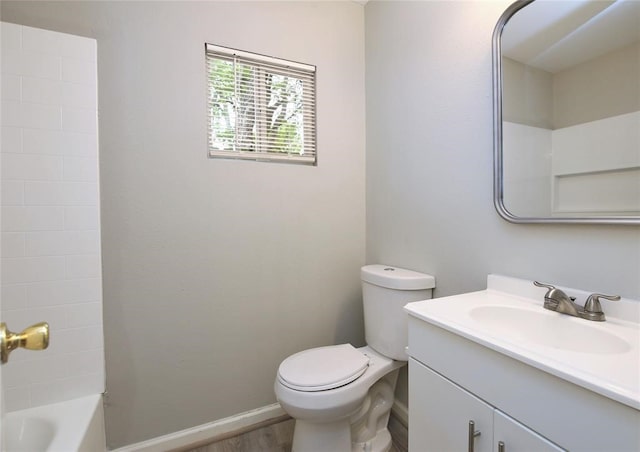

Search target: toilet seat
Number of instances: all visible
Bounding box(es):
[278,344,370,392]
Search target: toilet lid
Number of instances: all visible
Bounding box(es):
[278,344,370,392]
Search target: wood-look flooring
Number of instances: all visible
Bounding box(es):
[186,415,408,452]
[187,419,294,452]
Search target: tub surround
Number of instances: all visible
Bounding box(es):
[0,22,104,412]
[504,111,640,217]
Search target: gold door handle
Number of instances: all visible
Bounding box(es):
[0,322,49,364]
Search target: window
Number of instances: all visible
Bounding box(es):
[205,44,317,165]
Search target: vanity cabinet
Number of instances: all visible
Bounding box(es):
[406,315,640,451]
[409,358,564,452]
[494,410,561,452]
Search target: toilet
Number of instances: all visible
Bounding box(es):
[275,265,435,452]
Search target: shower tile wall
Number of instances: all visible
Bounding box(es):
[0,22,104,411]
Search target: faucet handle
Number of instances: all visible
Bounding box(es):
[584,293,621,314]
[533,281,575,304]
[533,281,555,290]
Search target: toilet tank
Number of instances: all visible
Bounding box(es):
[361,265,435,361]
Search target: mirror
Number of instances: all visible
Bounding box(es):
[493,0,640,224]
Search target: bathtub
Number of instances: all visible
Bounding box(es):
[4,394,106,452]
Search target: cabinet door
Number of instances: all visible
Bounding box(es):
[409,358,494,452]
[494,410,566,452]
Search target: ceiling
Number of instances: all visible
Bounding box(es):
[502,0,640,73]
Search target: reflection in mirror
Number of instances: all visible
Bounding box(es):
[494,0,640,224]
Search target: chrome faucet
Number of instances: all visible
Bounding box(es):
[533,281,620,322]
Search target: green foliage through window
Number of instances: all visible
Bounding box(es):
[206,44,316,164]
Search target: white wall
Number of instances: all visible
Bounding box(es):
[1,2,366,448]
[365,0,640,407]
[4,1,638,445]
[0,22,104,411]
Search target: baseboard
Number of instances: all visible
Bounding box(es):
[391,400,408,427]
[112,403,288,452]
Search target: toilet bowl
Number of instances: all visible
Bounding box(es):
[276,345,402,422]
[274,265,435,452]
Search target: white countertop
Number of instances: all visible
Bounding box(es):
[405,275,640,410]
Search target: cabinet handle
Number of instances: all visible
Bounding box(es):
[468,420,481,452]
[498,441,505,452]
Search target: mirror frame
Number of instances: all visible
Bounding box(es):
[492,0,640,225]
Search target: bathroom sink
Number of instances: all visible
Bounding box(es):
[469,305,631,355]
[405,275,640,410]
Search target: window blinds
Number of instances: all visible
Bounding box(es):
[206,43,317,165]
